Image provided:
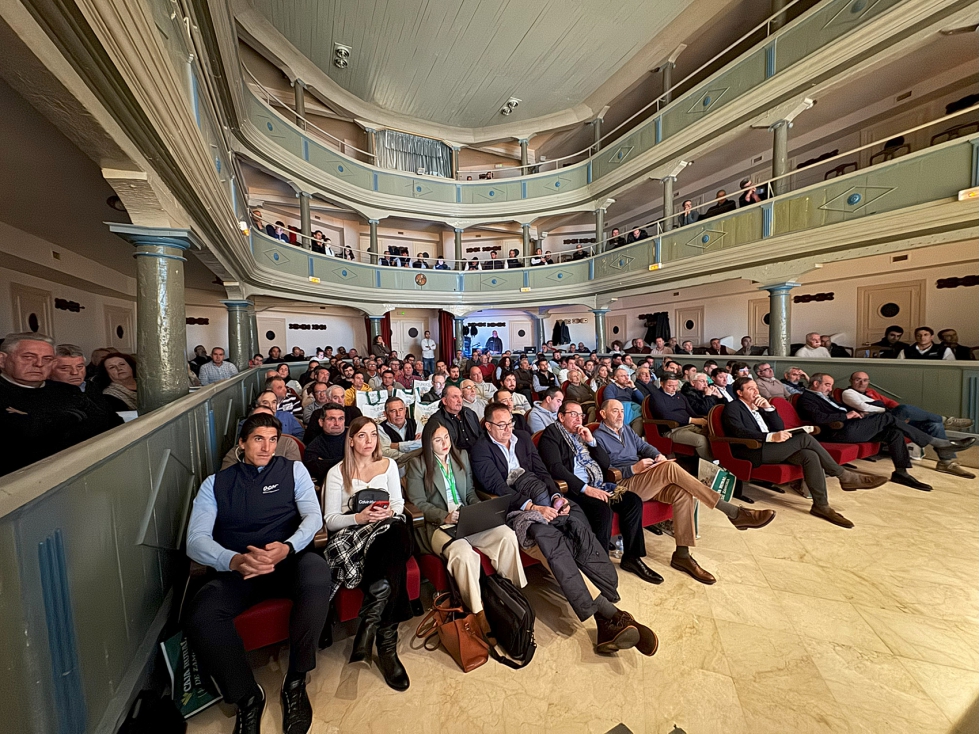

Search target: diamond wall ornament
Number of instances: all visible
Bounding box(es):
[331,267,358,280]
[264,249,291,266]
[475,186,508,202]
[543,175,572,190]
[546,270,574,282]
[607,146,635,166]
[481,275,510,288]
[819,185,894,213]
[412,180,433,198]
[684,228,727,251]
[688,88,729,114]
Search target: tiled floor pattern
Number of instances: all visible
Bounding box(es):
[188,459,978,733]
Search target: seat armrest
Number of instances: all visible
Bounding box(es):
[829,421,844,430]
[644,418,680,429]
[709,436,762,449]
[555,480,569,494]
[403,501,426,527]
[189,560,210,578]
[606,467,623,483]
[313,530,329,550]
[810,426,821,435]
[476,489,496,502]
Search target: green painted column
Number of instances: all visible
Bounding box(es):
[454,228,464,270]
[662,175,675,231]
[368,315,384,343]
[294,79,306,130]
[595,208,606,253]
[662,62,674,104]
[368,219,379,264]
[247,303,259,364]
[109,224,195,413]
[534,315,548,349]
[771,0,788,32]
[454,318,466,356]
[222,300,252,370]
[451,146,460,179]
[592,308,609,352]
[521,224,531,259]
[592,118,602,153]
[519,139,529,175]
[761,282,799,357]
[299,192,311,248]
[771,120,791,196]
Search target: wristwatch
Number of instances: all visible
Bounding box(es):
[284,541,296,556]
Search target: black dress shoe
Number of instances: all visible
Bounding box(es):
[890,471,932,492]
[234,686,265,734]
[948,437,976,451]
[281,677,312,734]
[619,556,664,584]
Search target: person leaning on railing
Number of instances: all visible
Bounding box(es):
[185,412,330,734]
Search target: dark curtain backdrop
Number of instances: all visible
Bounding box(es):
[438,310,455,364]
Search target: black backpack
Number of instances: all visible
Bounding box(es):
[479,573,536,668]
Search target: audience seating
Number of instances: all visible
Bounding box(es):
[282,434,305,458]
[595,385,606,408]
[640,396,696,458]
[706,405,803,488]
[771,398,875,465]
[791,392,887,457]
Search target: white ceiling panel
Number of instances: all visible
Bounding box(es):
[249,0,693,127]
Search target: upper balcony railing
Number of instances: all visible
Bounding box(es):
[239,0,908,210]
[246,127,978,299]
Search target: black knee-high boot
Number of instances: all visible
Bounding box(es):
[349,579,391,665]
[375,623,410,691]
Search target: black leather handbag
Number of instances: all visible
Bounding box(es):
[345,488,390,514]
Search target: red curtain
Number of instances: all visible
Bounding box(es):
[438,310,455,364]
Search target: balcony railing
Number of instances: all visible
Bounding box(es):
[239,0,907,209]
[247,132,978,296]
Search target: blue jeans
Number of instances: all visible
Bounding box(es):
[423,357,435,376]
[892,404,951,456]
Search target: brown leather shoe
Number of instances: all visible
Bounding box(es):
[670,553,716,585]
[729,507,776,531]
[595,610,640,654]
[936,461,976,479]
[810,504,854,528]
[616,611,659,656]
[838,470,887,491]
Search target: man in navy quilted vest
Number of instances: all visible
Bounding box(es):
[185,412,330,734]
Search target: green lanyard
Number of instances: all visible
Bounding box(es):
[438,459,461,507]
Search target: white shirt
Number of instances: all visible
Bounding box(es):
[323,457,403,531]
[841,388,886,413]
[421,338,437,359]
[510,392,531,414]
[489,433,521,474]
[897,345,954,360]
[794,345,832,358]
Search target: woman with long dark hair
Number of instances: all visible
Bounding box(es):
[494,355,513,382]
[322,416,413,691]
[405,419,525,633]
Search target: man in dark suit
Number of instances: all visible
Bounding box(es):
[435,385,481,452]
[537,401,661,584]
[470,402,658,657]
[723,377,886,528]
[796,374,973,492]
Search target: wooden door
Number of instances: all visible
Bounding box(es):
[509,318,533,350]
[675,305,704,349]
[748,298,770,347]
[856,280,924,348]
[606,313,628,349]
[10,283,53,337]
[392,319,425,357]
[257,317,287,356]
[104,305,135,353]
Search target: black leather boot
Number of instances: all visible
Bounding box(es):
[349,578,391,665]
[375,623,410,691]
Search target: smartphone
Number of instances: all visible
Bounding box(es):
[372,501,390,510]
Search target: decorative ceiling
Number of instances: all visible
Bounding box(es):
[248,0,693,128]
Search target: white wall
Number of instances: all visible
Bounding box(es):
[0,266,138,358]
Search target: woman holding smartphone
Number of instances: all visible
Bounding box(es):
[323,416,412,691]
[405,419,526,636]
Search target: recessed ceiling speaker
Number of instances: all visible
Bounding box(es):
[334,43,351,69]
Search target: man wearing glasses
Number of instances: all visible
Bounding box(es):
[470,402,659,657]
[752,362,792,401]
[537,401,663,584]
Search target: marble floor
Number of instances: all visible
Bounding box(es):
[188,458,978,734]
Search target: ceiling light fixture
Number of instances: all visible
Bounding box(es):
[500,97,521,116]
[333,42,351,69]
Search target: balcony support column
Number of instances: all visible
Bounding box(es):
[761,281,799,357]
[519,139,529,175]
[247,303,259,364]
[592,308,609,353]
[521,223,531,257]
[771,0,789,32]
[109,224,193,413]
[451,146,460,179]
[595,208,606,254]
[454,228,464,270]
[294,79,306,130]
[299,192,311,248]
[662,62,674,104]
[770,120,791,197]
[592,118,602,154]
[221,300,252,371]
[368,219,379,264]
[662,175,675,231]
[454,318,466,356]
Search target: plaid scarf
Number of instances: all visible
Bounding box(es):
[557,423,605,488]
[323,516,404,600]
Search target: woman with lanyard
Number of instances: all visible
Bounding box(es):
[405,418,526,637]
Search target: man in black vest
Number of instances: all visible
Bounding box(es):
[185,413,330,734]
[897,326,956,360]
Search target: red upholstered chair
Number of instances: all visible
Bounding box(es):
[640,396,696,457]
[771,398,857,466]
[595,385,606,409]
[706,405,803,487]
[561,381,570,393]
[786,395,882,460]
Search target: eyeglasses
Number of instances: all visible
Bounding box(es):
[487,420,514,429]
[562,411,584,418]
